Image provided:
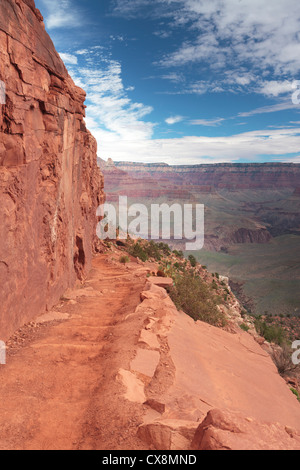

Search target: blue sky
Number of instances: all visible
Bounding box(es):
[35,0,300,164]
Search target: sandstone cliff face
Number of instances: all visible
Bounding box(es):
[0,0,104,340]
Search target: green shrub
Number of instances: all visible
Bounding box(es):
[157,242,171,256]
[128,243,149,262]
[291,388,300,402]
[169,271,226,327]
[188,255,197,267]
[173,262,182,270]
[173,250,184,259]
[254,318,286,346]
[119,255,130,264]
[143,240,162,261]
[240,323,250,332]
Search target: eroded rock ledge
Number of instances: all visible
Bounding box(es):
[119,280,300,450]
[0,0,104,340]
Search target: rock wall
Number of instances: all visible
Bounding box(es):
[0,0,104,340]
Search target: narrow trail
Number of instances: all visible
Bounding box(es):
[0,253,150,450]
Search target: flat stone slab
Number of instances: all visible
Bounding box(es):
[131,348,160,379]
[148,277,173,289]
[139,329,160,350]
[118,369,146,404]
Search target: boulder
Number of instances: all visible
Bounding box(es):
[192,409,300,450]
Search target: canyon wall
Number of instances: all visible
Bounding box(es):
[100,159,299,250]
[0,0,104,340]
[113,161,300,190]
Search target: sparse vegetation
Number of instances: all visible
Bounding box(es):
[188,254,197,267]
[272,344,299,377]
[128,241,149,262]
[291,388,300,402]
[127,239,175,263]
[254,317,286,346]
[240,323,250,332]
[169,270,227,327]
[173,250,184,259]
[106,238,245,329]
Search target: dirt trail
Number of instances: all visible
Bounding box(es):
[0,253,151,450]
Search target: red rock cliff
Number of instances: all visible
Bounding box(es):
[0,0,105,340]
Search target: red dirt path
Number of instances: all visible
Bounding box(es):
[0,253,150,450]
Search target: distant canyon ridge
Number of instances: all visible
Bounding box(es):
[99,158,300,316]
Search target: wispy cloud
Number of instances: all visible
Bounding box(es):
[189,118,225,127]
[161,72,184,83]
[59,53,78,65]
[165,115,184,125]
[153,30,172,39]
[67,50,156,144]
[114,0,300,78]
[39,0,82,29]
[159,0,300,76]
[238,101,299,117]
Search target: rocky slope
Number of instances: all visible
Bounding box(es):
[135,281,300,450]
[0,0,104,340]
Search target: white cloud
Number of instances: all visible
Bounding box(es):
[95,127,300,164]
[59,53,78,65]
[76,49,90,56]
[165,115,184,125]
[238,101,299,117]
[40,0,81,30]
[259,81,296,97]
[161,72,184,83]
[115,0,300,77]
[153,30,172,39]
[68,59,155,143]
[96,127,300,164]
[189,118,225,127]
[110,35,125,42]
[111,0,153,17]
